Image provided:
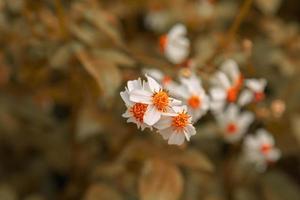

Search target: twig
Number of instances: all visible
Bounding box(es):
[203,0,254,70]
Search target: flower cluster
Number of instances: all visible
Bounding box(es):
[120,23,280,170]
[120,75,196,145]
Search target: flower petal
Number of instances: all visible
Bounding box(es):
[146,74,161,92]
[129,89,152,104]
[144,105,161,125]
[154,116,172,130]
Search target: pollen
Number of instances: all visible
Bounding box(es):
[172,112,189,130]
[159,35,168,53]
[226,123,238,134]
[152,91,169,111]
[130,103,148,123]
[254,92,265,102]
[188,95,201,109]
[260,144,271,155]
[227,87,238,102]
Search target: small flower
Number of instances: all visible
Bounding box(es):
[154,106,196,145]
[129,75,181,126]
[210,59,244,112]
[175,74,210,122]
[159,23,190,64]
[244,129,281,171]
[120,78,151,130]
[216,104,253,143]
[238,78,267,106]
[144,8,169,33]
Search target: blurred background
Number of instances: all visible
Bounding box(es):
[0,0,300,199]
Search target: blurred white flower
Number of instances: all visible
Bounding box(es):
[210,59,244,113]
[129,75,181,126]
[197,0,215,19]
[175,74,210,123]
[238,78,267,106]
[144,9,169,32]
[154,106,196,145]
[216,104,253,143]
[120,78,151,130]
[244,129,281,171]
[160,23,190,64]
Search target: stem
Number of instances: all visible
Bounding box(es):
[204,0,254,69]
[55,0,68,38]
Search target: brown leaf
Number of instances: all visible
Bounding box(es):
[139,158,184,200]
[83,183,123,200]
[168,149,214,173]
[76,51,121,98]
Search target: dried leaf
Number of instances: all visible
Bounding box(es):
[76,51,121,98]
[83,183,123,200]
[168,149,214,173]
[94,49,136,67]
[139,158,184,200]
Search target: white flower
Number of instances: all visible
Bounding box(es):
[238,78,267,106]
[160,23,190,64]
[244,129,281,171]
[120,78,151,130]
[197,0,215,19]
[210,59,244,112]
[175,74,210,122]
[154,106,196,145]
[129,75,181,126]
[216,104,253,143]
[144,9,169,32]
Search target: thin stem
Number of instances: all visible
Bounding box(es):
[203,0,254,70]
[55,0,68,38]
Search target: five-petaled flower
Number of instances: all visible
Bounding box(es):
[154,106,196,145]
[120,78,151,130]
[175,74,210,123]
[129,75,181,126]
[159,23,190,64]
[216,104,253,143]
[244,129,281,171]
[210,59,244,113]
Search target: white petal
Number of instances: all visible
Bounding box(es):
[144,105,161,125]
[129,89,152,104]
[221,59,240,80]
[267,149,281,161]
[120,91,131,106]
[238,111,254,129]
[143,68,164,81]
[154,116,172,130]
[172,105,187,113]
[168,23,187,39]
[210,87,226,101]
[158,127,173,140]
[257,129,274,145]
[122,110,131,118]
[238,89,253,106]
[127,78,143,91]
[185,124,196,136]
[146,74,161,92]
[245,79,267,92]
[226,104,239,120]
[170,98,182,106]
[168,133,185,145]
[215,72,231,89]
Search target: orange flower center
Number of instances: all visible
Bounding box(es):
[162,76,172,85]
[188,95,201,109]
[159,35,167,53]
[226,123,238,134]
[172,112,189,130]
[260,144,271,155]
[152,91,169,111]
[130,103,148,123]
[227,87,238,102]
[254,92,265,102]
